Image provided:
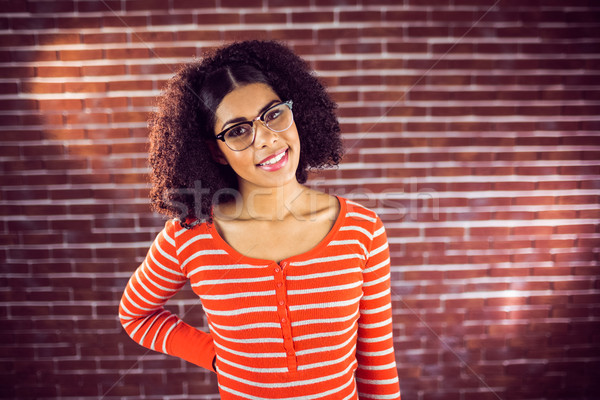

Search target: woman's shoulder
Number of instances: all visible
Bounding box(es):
[339,197,379,221]
[163,217,210,237]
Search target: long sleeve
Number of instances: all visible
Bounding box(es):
[118,220,215,371]
[355,216,401,399]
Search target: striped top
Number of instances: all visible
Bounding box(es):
[119,197,401,400]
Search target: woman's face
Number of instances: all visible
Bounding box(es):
[212,82,301,193]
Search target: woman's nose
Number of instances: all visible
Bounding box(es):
[253,121,278,148]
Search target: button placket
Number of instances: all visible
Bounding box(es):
[273,261,296,371]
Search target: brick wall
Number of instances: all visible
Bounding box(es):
[1,1,599,399]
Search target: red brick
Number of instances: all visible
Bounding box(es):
[340,42,383,54]
[468,197,510,208]
[60,49,103,61]
[487,296,528,307]
[36,66,80,78]
[266,0,309,5]
[561,135,600,146]
[537,210,577,220]
[532,266,573,276]
[84,97,128,110]
[508,308,550,319]
[0,82,17,95]
[401,298,441,309]
[425,227,464,237]
[470,227,510,237]
[113,173,147,184]
[106,48,149,59]
[445,298,484,309]
[78,0,122,12]
[492,240,532,249]
[535,239,575,248]
[553,280,593,291]
[558,195,599,205]
[489,267,530,277]
[111,112,148,124]
[531,295,570,306]
[495,211,536,220]
[471,254,512,264]
[151,14,193,26]
[538,180,579,190]
[21,82,62,94]
[579,209,600,219]
[496,151,538,161]
[453,152,494,162]
[445,263,489,277]
[10,17,56,30]
[38,99,82,111]
[428,255,469,265]
[64,82,107,93]
[221,0,261,6]
[512,253,553,263]
[288,11,330,24]
[561,165,600,175]
[86,128,130,141]
[316,28,360,41]
[81,65,126,76]
[66,144,110,156]
[126,31,171,44]
[82,32,127,44]
[570,293,600,304]
[56,16,102,29]
[448,182,492,191]
[65,113,109,125]
[512,226,553,236]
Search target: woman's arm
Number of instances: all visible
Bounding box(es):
[118,220,216,371]
[356,216,401,399]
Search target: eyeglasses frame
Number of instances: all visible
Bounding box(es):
[214,100,294,151]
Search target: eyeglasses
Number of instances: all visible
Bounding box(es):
[215,100,294,151]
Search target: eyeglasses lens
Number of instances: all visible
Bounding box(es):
[224,103,293,151]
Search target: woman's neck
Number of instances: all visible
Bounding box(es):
[216,180,311,222]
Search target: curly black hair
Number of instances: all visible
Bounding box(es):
[148,40,344,226]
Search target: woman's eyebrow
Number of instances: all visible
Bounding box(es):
[220,99,281,131]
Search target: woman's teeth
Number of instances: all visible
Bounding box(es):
[259,150,286,166]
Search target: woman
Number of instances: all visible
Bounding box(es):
[119,40,401,400]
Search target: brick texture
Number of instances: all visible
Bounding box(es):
[1,1,599,399]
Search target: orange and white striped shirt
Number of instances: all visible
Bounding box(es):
[119,197,401,399]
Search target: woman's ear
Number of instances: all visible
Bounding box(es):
[207,140,228,165]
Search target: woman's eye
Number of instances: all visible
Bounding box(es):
[227,125,251,138]
[265,108,282,122]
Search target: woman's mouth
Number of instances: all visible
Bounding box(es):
[257,148,288,171]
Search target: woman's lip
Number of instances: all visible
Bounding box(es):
[257,149,288,171]
[256,148,288,166]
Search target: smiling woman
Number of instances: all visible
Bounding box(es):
[118,40,401,400]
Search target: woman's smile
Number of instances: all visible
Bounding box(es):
[257,147,288,170]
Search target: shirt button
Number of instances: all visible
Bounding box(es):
[281,318,286,323]
[274,268,280,273]
[279,300,285,306]
[276,282,283,288]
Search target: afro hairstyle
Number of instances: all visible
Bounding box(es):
[148,40,344,226]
